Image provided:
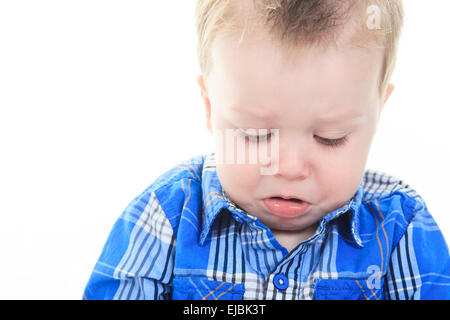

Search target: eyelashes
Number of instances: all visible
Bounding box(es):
[239,130,348,149]
[314,135,348,149]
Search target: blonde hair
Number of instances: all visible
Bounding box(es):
[195,0,404,99]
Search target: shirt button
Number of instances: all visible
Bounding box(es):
[273,274,289,291]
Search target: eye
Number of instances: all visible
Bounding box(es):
[239,129,272,143]
[315,135,348,149]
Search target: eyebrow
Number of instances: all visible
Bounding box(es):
[232,107,365,124]
[315,113,367,124]
[230,107,276,121]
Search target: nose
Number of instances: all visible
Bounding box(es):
[273,142,311,180]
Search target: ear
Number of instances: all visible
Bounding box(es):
[197,75,213,134]
[383,83,395,106]
[377,83,395,122]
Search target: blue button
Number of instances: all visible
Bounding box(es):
[273,274,289,290]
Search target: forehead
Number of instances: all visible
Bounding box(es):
[208,32,383,122]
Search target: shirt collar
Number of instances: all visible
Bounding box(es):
[200,153,254,244]
[320,177,365,248]
[199,152,365,248]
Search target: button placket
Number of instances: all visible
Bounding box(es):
[267,243,311,295]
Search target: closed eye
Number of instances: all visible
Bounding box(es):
[315,135,348,148]
[239,129,348,149]
[238,129,272,142]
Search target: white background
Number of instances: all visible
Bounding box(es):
[0,1,449,299]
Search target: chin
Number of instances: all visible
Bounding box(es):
[263,215,312,232]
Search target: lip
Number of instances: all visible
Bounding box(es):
[269,194,309,202]
[263,196,311,218]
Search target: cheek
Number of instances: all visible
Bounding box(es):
[316,136,371,200]
[216,163,261,193]
[212,126,263,192]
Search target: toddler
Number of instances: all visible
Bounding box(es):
[83,0,450,300]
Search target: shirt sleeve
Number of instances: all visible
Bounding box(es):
[384,196,450,300]
[83,191,176,300]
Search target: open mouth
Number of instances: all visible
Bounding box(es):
[271,196,304,203]
[263,196,311,218]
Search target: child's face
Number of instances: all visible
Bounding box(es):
[197,32,394,234]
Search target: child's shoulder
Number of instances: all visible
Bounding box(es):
[360,168,430,229]
[361,168,424,204]
[144,153,207,193]
[362,168,415,196]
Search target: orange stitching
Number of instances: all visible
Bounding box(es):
[368,201,384,280]
[215,283,238,300]
[179,163,200,181]
[204,191,223,201]
[176,165,197,180]
[182,179,191,211]
[365,279,379,300]
[354,280,370,300]
[374,198,389,279]
[201,281,226,300]
[205,195,223,208]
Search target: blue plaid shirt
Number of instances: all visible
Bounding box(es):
[83,152,450,300]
